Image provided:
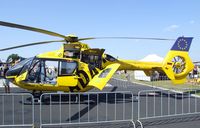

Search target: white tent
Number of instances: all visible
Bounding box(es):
[134,54,163,81]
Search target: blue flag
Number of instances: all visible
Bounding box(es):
[171,37,193,51]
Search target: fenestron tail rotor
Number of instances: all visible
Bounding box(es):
[172,56,186,74]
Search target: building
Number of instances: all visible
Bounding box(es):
[134,54,163,81]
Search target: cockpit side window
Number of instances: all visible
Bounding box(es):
[27,59,59,85]
[59,61,77,76]
[25,58,77,84]
[20,58,34,75]
[44,60,58,84]
[105,54,117,62]
[28,59,42,82]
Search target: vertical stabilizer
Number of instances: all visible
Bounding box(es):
[162,37,194,84]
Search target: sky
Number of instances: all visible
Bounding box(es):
[0,0,200,62]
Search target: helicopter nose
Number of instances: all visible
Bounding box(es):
[6,68,21,77]
[5,63,24,78]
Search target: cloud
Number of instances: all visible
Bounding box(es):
[189,20,195,24]
[164,25,180,32]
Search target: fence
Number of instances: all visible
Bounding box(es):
[39,91,135,128]
[0,93,34,127]
[1,85,200,127]
[137,89,200,128]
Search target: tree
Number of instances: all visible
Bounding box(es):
[6,54,20,63]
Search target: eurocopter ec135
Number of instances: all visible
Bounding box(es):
[0,21,194,93]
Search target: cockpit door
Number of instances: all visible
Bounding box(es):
[23,58,79,87]
[57,76,78,87]
[57,60,78,87]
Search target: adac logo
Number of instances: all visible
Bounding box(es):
[177,38,188,50]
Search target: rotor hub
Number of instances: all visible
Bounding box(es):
[174,62,181,68]
[66,34,78,42]
[172,56,186,74]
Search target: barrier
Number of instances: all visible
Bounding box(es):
[39,91,135,128]
[137,89,200,128]
[2,77,200,128]
[0,93,34,127]
[108,78,133,88]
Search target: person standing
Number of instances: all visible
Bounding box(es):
[2,64,10,93]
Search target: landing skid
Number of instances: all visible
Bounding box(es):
[20,91,42,105]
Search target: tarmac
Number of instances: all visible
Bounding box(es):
[0,78,200,128]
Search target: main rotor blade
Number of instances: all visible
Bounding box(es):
[0,21,67,39]
[78,37,175,41]
[0,40,65,51]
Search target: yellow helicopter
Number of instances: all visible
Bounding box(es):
[0,21,194,93]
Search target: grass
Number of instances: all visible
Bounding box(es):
[134,79,200,91]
